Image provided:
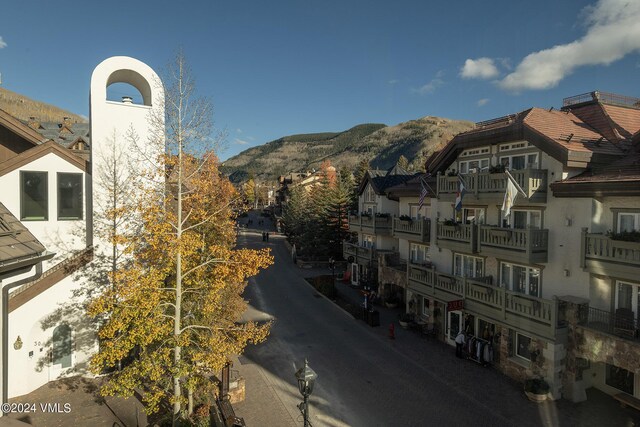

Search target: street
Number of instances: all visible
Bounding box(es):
[234,211,640,427]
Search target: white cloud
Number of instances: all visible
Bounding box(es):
[236,128,243,133]
[388,79,399,85]
[477,98,490,107]
[460,58,499,79]
[413,71,445,95]
[246,136,255,141]
[500,0,640,91]
[0,37,6,49]
[234,138,249,145]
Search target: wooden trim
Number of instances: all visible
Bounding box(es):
[551,180,640,197]
[0,109,49,147]
[8,248,93,313]
[0,140,87,176]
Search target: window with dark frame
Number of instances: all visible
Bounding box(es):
[21,171,48,220]
[57,173,83,220]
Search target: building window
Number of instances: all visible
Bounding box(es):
[477,318,496,341]
[505,209,542,229]
[618,213,640,233]
[454,253,484,278]
[410,204,430,220]
[410,243,429,264]
[615,281,639,321]
[516,333,532,361]
[364,184,376,203]
[500,153,538,170]
[606,364,634,395]
[422,297,430,317]
[57,173,83,220]
[459,158,489,174]
[501,262,541,297]
[363,234,375,249]
[52,324,72,368]
[20,171,48,220]
[456,207,485,224]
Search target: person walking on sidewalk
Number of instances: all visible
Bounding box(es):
[455,330,466,358]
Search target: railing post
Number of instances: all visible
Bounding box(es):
[436,171,441,197]
[501,287,506,320]
[525,229,531,260]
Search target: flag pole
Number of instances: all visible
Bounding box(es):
[504,170,527,197]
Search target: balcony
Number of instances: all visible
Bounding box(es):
[392,217,431,243]
[437,169,548,202]
[407,266,560,340]
[435,222,477,253]
[581,231,640,281]
[478,226,549,263]
[343,242,376,265]
[584,306,639,342]
[348,214,392,236]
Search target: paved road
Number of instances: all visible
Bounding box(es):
[234,211,640,427]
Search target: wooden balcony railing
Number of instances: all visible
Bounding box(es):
[348,214,392,234]
[407,265,560,339]
[437,169,547,200]
[342,242,375,263]
[436,222,477,253]
[581,230,640,277]
[392,217,430,243]
[478,226,549,263]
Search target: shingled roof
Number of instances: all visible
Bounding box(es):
[0,203,46,271]
[358,166,417,196]
[550,131,640,197]
[426,94,638,173]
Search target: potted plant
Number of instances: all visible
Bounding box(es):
[385,294,399,308]
[489,164,506,174]
[441,218,460,232]
[524,378,550,403]
[399,214,412,223]
[446,169,458,177]
[399,313,415,329]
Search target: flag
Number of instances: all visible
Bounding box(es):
[454,175,466,212]
[501,170,527,218]
[418,177,429,210]
[502,175,518,218]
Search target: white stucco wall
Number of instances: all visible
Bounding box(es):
[0,153,87,268]
[90,56,164,259]
[7,274,97,398]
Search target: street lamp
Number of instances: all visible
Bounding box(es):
[328,257,335,281]
[295,359,317,427]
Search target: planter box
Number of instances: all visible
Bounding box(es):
[524,390,548,403]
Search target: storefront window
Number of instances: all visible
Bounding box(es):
[516,333,532,361]
[606,364,634,395]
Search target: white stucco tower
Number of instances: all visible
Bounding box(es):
[89,56,165,251]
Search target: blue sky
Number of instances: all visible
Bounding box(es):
[1,0,639,161]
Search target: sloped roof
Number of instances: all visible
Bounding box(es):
[0,203,46,266]
[385,173,437,200]
[0,140,88,176]
[359,168,418,196]
[427,105,626,173]
[523,108,622,156]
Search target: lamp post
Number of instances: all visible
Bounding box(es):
[328,257,335,281]
[295,359,317,427]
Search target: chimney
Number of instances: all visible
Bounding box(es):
[63,116,73,128]
[122,96,133,104]
[27,116,40,130]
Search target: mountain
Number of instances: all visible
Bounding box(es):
[0,87,86,123]
[221,116,475,182]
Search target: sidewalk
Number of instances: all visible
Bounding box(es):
[300,266,640,427]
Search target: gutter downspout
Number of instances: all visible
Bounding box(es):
[0,253,53,408]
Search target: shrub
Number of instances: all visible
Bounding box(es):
[524,378,550,394]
